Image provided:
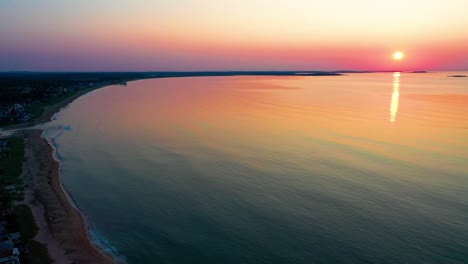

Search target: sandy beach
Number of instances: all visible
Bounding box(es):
[3,84,129,263]
[22,129,114,264]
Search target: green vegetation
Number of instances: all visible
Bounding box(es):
[0,137,24,185]
[0,72,146,105]
[14,205,38,241]
[26,90,79,121]
[15,205,52,263]
[0,137,52,263]
[0,137,24,207]
[0,188,12,209]
[23,240,53,264]
[0,72,151,126]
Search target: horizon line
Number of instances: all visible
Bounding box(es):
[1,69,467,74]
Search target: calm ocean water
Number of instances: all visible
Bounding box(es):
[44,73,468,263]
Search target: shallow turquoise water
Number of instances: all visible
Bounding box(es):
[45,73,468,263]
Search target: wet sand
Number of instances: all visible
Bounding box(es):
[21,130,114,264]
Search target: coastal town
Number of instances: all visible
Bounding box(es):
[0,72,156,127]
[0,103,32,125]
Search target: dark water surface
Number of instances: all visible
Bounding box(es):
[44,73,468,263]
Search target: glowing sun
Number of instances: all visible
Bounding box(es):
[393,51,404,61]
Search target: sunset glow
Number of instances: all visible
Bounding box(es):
[393,52,404,61]
[1,1,468,263]
[0,0,467,71]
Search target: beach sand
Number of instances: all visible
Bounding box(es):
[5,84,131,263]
[21,129,114,264]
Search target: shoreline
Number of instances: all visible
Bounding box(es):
[5,78,142,130]
[0,73,345,263]
[9,81,137,263]
[22,129,115,263]
[1,74,305,263]
[42,127,124,263]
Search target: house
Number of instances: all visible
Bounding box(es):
[12,105,24,114]
[18,114,32,123]
[0,240,12,251]
[0,249,20,264]
[7,234,19,245]
[19,88,31,94]
[0,210,12,218]
[0,225,9,242]
[0,225,20,263]
[0,141,7,153]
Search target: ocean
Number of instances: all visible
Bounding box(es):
[43,73,468,263]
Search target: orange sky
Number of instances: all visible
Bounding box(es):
[1,0,467,71]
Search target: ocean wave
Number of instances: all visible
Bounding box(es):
[42,125,70,162]
[88,222,127,263]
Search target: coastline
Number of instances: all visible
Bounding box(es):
[1,73,345,263]
[22,129,115,263]
[13,82,133,263]
[6,81,135,130]
[0,74,312,263]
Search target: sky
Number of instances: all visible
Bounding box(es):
[1,0,467,71]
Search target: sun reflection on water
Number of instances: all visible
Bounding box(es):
[390,72,400,124]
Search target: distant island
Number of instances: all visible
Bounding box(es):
[448,75,467,78]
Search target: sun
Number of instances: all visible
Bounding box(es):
[393,51,404,61]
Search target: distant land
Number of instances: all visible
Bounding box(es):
[448,74,467,78]
[0,71,346,128]
[0,70,435,128]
